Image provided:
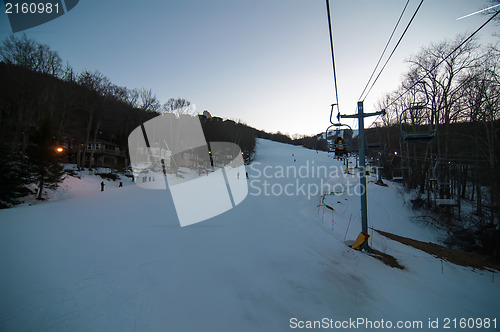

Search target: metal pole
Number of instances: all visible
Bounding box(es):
[377,152,383,183]
[357,101,369,249]
[339,103,384,251]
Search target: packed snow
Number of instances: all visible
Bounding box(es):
[0,139,498,331]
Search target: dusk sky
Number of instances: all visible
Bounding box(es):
[1,0,498,135]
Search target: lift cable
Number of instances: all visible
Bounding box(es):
[358,0,411,102]
[326,0,340,121]
[360,0,425,102]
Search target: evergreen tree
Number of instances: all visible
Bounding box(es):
[0,146,32,208]
[25,116,65,200]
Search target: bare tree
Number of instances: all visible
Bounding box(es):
[76,70,111,169]
[405,34,481,176]
[132,88,161,113]
[62,62,75,82]
[486,0,500,25]
[162,98,196,116]
[0,34,62,77]
[463,45,500,221]
[77,70,111,96]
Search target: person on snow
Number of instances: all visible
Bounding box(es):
[100,181,105,192]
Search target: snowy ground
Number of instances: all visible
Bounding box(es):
[20,166,135,207]
[0,139,498,331]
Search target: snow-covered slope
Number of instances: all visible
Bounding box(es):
[0,139,498,331]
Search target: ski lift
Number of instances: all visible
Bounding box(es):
[326,124,353,156]
[434,188,460,218]
[325,104,353,156]
[365,126,386,153]
[392,169,405,181]
[399,104,437,143]
[367,138,382,151]
[431,159,459,210]
[391,151,406,181]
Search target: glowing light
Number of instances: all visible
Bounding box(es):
[55,147,64,153]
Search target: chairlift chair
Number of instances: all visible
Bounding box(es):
[325,104,353,156]
[365,127,387,155]
[367,141,382,150]
[366,136,382,150]
[392,169,405,181]
[326,124,352,157]
[428,158,459,212]
[390,152,406,181]
[399,104,437,143]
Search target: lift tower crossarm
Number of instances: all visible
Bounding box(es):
[338,101,385,251]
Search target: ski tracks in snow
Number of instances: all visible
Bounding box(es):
[2,260,164,331]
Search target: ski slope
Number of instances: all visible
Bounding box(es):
[0,139,498,331]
